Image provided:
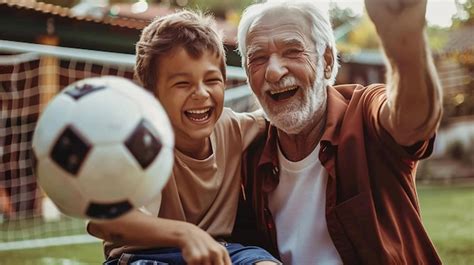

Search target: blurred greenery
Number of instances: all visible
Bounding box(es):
[345,14,380,50]
[0,243,103,265]
[329,2,358,29]
[426,26,450,53]
[452,0,474,27]
[189,0,254,16]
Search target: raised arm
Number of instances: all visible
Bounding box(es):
[365,0,443,146]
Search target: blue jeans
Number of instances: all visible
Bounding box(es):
[104,243,280,265]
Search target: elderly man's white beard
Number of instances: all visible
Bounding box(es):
[258,62,327,135]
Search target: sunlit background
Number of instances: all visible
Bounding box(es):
[0,1,472,265]
[316,0,459,27]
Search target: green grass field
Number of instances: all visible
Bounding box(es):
[418,185,474,265]
[0,185,472,265]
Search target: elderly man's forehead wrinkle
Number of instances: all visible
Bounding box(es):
[248,17,312,46]
[246,35,268,50]
[248,31,306,46]
[247,25,272,40]
[280,35,306,47]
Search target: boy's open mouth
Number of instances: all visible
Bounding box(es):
[267,86,299,101]
[184,107,213,122]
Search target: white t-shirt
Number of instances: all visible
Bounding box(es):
[268,143,343,265]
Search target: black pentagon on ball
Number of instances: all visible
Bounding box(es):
[65,84,106,100]
[125,119,162,170]
[50,126,91,176]
[86,200,133,219]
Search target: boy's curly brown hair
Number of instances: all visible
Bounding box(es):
[135,10,226,95]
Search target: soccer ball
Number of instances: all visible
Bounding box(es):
[32,76,174,220]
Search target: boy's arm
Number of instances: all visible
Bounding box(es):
[88,210,231,265]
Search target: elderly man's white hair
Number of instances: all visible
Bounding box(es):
[237,0,339,86]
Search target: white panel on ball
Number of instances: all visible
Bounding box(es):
[37,157,89,218]
[111,76,174,148]
[32,94,76,158]
[77,144,143,202]
[72,88,142,145]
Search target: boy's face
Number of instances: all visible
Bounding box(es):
[155,47,224,145]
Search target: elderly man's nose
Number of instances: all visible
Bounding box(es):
[265,55,287,83]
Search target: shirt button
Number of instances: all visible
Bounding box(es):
[272,166,279,175]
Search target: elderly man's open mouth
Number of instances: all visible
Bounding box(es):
[267,86,299,101]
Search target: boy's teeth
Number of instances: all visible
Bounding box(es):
[187,108,210,114]
[189,115,209,122]
[270,86,298,95]
[185,107,212,122]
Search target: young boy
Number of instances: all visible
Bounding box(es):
[87,10,279,265]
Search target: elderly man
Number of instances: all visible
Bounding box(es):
[235,0,443,264]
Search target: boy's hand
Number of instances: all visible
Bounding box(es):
[178,223,231,265]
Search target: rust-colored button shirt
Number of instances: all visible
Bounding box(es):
[237,84,441,265]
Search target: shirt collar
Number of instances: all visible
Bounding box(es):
[320,85,351,146]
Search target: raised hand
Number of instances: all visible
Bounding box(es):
[365,0,428,63]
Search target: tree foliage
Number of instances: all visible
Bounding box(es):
[452,0,474,27]
[329,2,358,29]
[346,14,380,50]
[426,26,449,52]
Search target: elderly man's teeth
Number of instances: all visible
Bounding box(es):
[270,86,298,95]
[268,86,299,101]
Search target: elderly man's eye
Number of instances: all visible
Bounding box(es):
[284,49,303,58]
[249,55,268,65]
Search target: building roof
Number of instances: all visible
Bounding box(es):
[0,0,149,29]
[106,3,237,45]
[0,0,238,45]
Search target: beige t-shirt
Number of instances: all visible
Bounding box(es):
[154,108,266,236]
[103,108,266,258]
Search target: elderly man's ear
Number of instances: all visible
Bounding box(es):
[323,46,334,79]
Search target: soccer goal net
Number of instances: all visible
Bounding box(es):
[0,39,254,251]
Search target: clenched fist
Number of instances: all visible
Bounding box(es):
[365,0,428,63]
